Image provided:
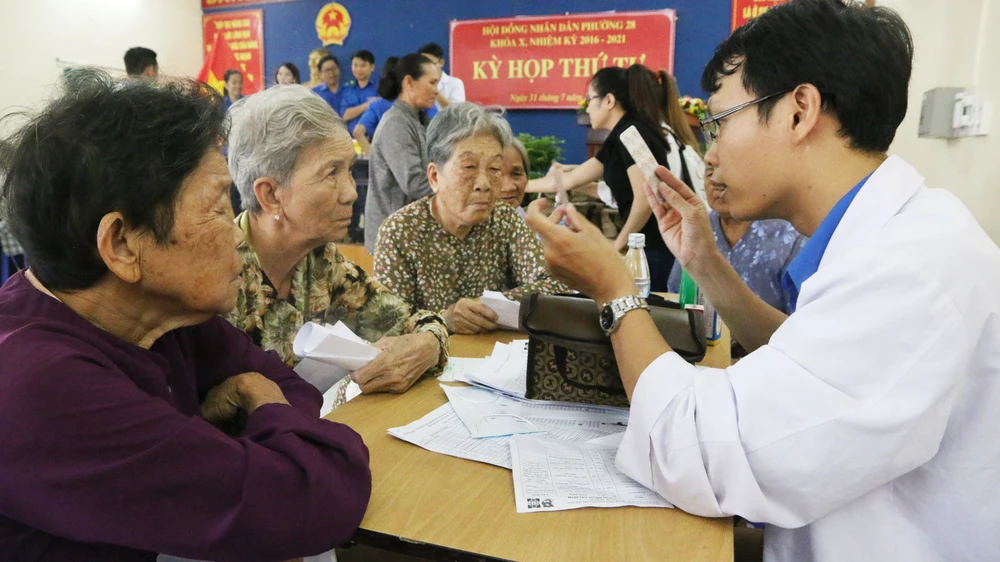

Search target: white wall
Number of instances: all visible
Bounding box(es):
[882,0,1000,242]
[0,0,203,133]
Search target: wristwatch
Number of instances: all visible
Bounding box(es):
[599,295,648,336]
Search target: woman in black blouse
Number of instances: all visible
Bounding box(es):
[527,64,684,291]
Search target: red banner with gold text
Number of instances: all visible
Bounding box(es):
[202,0,299,10]
[202,10,264,95]
[450,10,676,110]
[732,0,791,31]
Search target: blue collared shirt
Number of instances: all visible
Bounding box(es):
[781,174,871,313]
[355,97,393,138]
[356,98,438,139]
[312,83,342,116]
[338,80,378,133]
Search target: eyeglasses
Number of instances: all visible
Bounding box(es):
[584,93,604,105]
[699,91,789,142]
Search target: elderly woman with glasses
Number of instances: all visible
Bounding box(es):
[373,103,567,334]
[226,86,449,405]
[0,71,370,561]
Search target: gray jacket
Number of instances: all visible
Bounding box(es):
[364,100,432,251]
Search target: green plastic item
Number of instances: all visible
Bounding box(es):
[678,269,699,307]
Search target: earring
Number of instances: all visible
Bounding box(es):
[274,214,280,221]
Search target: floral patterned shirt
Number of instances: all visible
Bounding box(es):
[373,196,569,315]
[667,211,806,314]
[226,211,450,376]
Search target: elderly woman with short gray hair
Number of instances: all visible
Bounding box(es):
[500,136,530,218]
[373,103,567,334]
[226,85,449,404]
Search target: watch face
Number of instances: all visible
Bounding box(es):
[600,304,615,332]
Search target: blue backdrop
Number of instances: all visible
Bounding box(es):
[206,0,731,161]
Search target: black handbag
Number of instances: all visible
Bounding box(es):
[518,293,706,407]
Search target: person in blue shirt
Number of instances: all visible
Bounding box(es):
[353,56,441,155]
[222,69,244,110]
[312,55,341,115]
[353,57,398,155]
[339,50,379,133]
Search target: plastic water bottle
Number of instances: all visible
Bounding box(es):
[625,233,651,298]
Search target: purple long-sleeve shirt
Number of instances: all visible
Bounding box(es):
[0,272,371,561]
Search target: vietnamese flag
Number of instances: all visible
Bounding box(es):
[197,32,258,95]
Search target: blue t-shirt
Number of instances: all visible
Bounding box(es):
[312,84,342,116]
[355,98,393,138]
[355,98,437,139]
[338,80,378,133]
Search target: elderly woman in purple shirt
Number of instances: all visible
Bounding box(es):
[668,165,806,314]
[0,71,370,561]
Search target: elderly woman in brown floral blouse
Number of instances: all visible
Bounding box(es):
[373,103,567,334]
[225,85,448,405]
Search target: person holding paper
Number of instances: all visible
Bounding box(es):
[524,1,1000,560]
[0,71,371,561]
[226,85,449,405]
[373,103,569,334]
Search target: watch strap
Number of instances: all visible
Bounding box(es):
[603,295,648,335]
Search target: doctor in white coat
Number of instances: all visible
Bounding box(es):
[524,0,1000,560]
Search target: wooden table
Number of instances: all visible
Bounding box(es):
[327,331,733,561]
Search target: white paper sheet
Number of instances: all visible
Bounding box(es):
[465,340,529,398]
[292,321,380,392]
[509,436,673,513]
[295,357,349,395]
[388,399,629,469]
[441,384,545,438]
[481,290,521,330]
[437,357,489,383]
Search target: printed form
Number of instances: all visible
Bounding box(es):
[509,436,674,513]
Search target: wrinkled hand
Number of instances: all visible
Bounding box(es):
[201,372,290,435]
[442,298,499,334]
[642,166,716,271]
[525,199,636,305]
[350,332,441,393]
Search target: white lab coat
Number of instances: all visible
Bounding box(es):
[616,155,1000,561]
[437,70,466,105]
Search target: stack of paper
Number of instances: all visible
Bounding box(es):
[390,341,673,513]
[481,290,521,330]
[292,321,380,393]
[388,396,629,469]
[442,384,545,438]
[437,357,489,383]
[464,340,529,398]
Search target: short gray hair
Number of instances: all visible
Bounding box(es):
[227,85,346,212]
[508,137,530,174]
[493,118,530,174]
[426,102,512,166]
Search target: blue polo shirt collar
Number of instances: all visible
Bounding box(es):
[781,174,871,313]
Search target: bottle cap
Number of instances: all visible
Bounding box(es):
[628,233,645,248]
